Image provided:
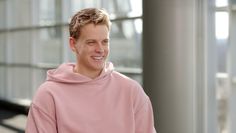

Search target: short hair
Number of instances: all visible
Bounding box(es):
[69,8,111,39]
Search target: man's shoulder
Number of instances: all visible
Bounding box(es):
[111,71,148,101]
[111,70,142,88]
[112,71,133,81]
[34,80,61,97]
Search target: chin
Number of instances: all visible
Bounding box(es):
[91,63,105,71]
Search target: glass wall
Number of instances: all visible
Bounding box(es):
[0,0,143,103]
[214,0,236,133]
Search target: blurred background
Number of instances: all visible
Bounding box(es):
[0,0,236,133]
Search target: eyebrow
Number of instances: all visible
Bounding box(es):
[85,38,109,42]
[85,39,96,42]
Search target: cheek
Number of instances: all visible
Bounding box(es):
[106,48,110,55]
[76,45,89,55]
[105,46,110,53]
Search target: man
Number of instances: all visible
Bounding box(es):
[26,8,156,133]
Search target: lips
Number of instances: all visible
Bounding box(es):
[91,56,104,61]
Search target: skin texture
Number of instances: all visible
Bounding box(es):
[69,23,110,79]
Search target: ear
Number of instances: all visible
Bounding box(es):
[69,37,77,52]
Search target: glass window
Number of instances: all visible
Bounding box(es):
[6,31,31,64]
[102,0,142,16]
[215,12,229,40]
[71,0,101,14]
[39,0,56,25]
[6,67,31,100]
[129,0,142,16]
[215,12,229,73]
[32,27,62,64]
[62,26,76,62]
[0,66,6,98]
[103,0,131,15]
[0,0,6,29]
[0,33,6,62]
[70,0,142,17]
[6,0,31,28]
[109,19,142,68]
[215,2,230,133]
[31,68,47,98]
[216,0,228,7]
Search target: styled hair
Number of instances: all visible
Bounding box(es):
[69,8,111,39]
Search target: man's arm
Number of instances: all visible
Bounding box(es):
[25,83,57,133]
[132,82,157,133]
[134,98,156,133]
[26,103,57,133]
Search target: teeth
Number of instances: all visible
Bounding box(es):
[93,56,103,60]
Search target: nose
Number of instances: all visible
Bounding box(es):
[95,43,104,53]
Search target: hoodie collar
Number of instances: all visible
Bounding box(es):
[46,62,114,84]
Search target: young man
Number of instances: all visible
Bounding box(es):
[26,8,156,133]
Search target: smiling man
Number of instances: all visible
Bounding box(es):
[26,8,156,133]
[70,23,110,79]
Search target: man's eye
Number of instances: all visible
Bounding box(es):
[103,40,109,45]
[87,42,95,45]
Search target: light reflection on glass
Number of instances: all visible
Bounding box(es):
[216,0,228,7]
[215,12,229,39]
[134,19,142,34]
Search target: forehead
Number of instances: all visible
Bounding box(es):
[79,23,109,40]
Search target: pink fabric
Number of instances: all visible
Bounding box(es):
[26,62,156,133]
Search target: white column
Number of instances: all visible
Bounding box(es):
[142,0,217,133]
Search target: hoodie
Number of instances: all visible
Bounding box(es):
[26,62,156,133]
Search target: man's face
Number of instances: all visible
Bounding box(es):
[72,23,110,74]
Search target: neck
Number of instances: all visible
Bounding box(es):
[73,65,102,79]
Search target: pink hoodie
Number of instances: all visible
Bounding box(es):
[26,62,156,133]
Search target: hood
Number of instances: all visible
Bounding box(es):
[46,62,114,84]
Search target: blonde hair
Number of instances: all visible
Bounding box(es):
[69,8,111,39]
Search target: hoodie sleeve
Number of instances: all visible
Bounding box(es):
[25,104,57,133]
[133,83,157,133]
[134,98,156,133]
[25,83,57,133]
